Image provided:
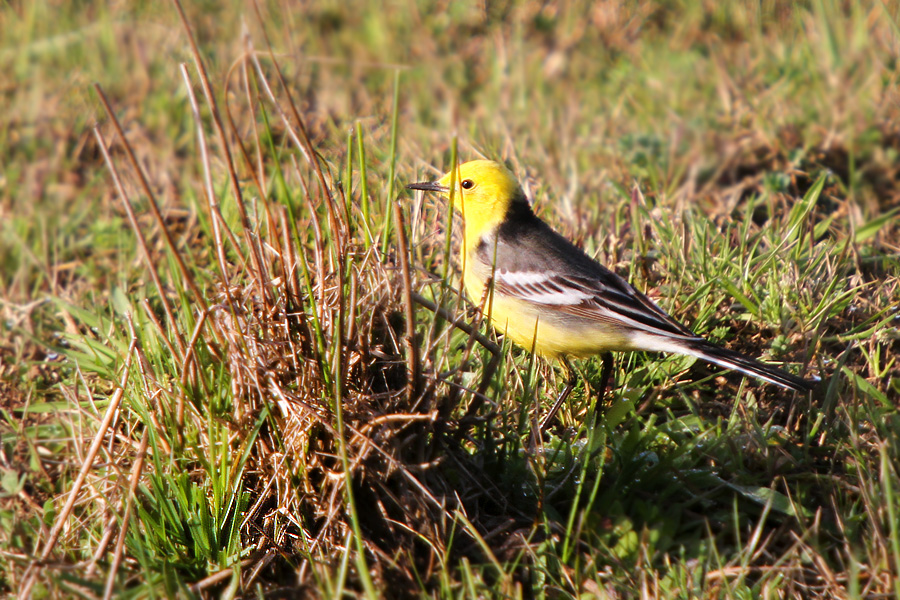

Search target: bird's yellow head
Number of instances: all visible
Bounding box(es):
[407,160,526,239]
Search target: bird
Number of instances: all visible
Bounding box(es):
[407,160,815,430]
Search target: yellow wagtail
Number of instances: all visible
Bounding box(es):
[407,160,815,430]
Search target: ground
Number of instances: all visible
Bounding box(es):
[2,1,899,598]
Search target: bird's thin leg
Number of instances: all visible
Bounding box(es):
[598,352,613,399]
[590,352,614,427]
[540,357,577,433]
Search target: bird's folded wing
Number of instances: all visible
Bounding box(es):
[492,268,699,340]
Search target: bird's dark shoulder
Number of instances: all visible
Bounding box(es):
[482,199,611,278]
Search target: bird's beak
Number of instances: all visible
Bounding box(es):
[406,181,448,193]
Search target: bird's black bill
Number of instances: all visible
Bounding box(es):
[406,181,448,192]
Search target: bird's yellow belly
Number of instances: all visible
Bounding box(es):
[463,269,634,358]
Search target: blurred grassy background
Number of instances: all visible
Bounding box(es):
[2,0,900,597]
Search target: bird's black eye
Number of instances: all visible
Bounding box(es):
[460,179,474,189]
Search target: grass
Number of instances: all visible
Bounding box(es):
[2,0,900,597]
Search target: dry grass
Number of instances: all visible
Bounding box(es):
[3,0,900,598]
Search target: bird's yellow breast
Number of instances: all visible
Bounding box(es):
[462,249,634,358]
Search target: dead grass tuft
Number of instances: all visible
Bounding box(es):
[15,23,527,595]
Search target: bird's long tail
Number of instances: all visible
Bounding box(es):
[681,339,815,392]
